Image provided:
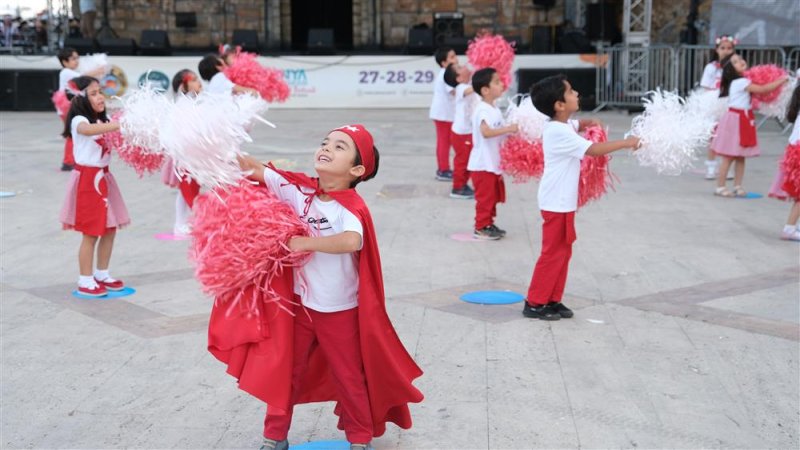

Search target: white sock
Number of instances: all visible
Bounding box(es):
[175,194,191,230]
[784,225,797,233]
[94,269,110,281]
[705,160,717,168]
[78,275,97,288]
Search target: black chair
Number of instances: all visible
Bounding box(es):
[232,29,259,53]
[307,28,334,54]
[407,28,433,55]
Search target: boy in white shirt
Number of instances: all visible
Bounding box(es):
[197,54,258,96]
[428,46,459,181]
[467,68,518,240]
[446,63,478,199]
[523,75,639,320]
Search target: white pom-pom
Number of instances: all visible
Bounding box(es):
[505,95,548,143]
[78,53,111,75]
[685,88,727,124]
[756,76,797,120]
[629,89,715,176]
[116,84,171,153]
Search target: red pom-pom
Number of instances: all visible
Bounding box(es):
[578,126,616,208]
[224,52,290,103]
[52,90,70,118]
[190,182,310,314]
[499,135,543,183]
[466,30,516,88]
[745,64,788,108]
[105,112,164,177]
[781,142,800,200]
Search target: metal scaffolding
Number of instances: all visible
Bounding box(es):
[620,0,653,97]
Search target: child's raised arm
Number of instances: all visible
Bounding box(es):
[234,85,260,96]
[289,232,362,254]
[76,121,119,136]
[480,120,518,138]
[747,76,788,94]
[237,154,266,183]
[586,136,640,156]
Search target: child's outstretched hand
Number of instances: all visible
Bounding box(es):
[507,123,520,134]
[626,136,642,150]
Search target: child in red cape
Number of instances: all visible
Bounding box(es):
[208,125,423,450]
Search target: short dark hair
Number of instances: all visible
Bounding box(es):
[57,47,76,66]
[198,54,222,81]
[350,146,381,188]
[471,68,496,98]
[443,63,459,88]
[62,76,107,138]
[530,74,567,118]
[434,46,454,66]
[172,69,195,93]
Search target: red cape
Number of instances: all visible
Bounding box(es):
[207,165,424,436]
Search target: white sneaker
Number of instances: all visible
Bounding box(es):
[780,229,800,241]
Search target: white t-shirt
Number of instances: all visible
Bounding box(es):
[790,119,799,145]
[71,116,109,167]
[59,68,82,91]
[263,167,363,313]
[699,62,722,89]
[451,83,478,135]
[467,101,505,174]
[727,78,752,110]
[537,120,593,213]
[428,67,455,122]
[207,72,235,95]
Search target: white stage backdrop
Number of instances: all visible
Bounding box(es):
[0,54,601,109]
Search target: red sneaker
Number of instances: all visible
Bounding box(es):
[78,284,108,297]
[95,277,125,291]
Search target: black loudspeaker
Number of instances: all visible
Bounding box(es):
[232,29,259,52]
[532,0,556,7]
[585,2,617,41]
[433,12,464,47]
[530,25,555,54]
[0,70,59,111]
[175,12,197,28]
[307,28,334,54]
[443,36,469,54]
[64,37,97,54]
[518,68,596,110]
[139,30,171,56]
[99,38,137,55]
[407,28,433,55]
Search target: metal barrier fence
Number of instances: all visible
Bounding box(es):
[787,47,800,73]
[596,44,789,110]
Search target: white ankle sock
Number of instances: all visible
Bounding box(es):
[78,275,97,288]
[783,225,797,233]
[94,269,110,281]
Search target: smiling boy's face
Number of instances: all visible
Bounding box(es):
[314,130,365,182]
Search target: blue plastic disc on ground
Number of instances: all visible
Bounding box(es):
[738,192,763,199]
[71,286,136,299]
[460,290,525,305]
[0,191,16,198]
[290,441,350,450]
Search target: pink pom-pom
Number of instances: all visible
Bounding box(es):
[499,135,543,183]
[190,182,310,315]
[105,112,164,177]
[466,30,516,88]
[578,125,616,208]
[224,52,290,103]
[51,90,70,117]
[781,143,800,201]
[745,64,788,108]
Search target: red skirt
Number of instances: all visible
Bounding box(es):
[60,165,130,236]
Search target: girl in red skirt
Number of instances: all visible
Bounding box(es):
[710,53,788,197]
[59,76,130,297]
[161,69,203,236]
[768,83,800,241]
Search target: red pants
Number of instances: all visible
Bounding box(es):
[526,211,576,305]
[450,131,472,189]
[433,120,453,171]
[472,171,505,229]
[263,307,373,444]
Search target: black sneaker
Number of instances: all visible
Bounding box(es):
[488,224,506,237]
[549,302,574,318]
[436,170,453,181]
[462,185,475,196]
[60,163,74,171]
[473,225,502,240]
[522,301,561,320]
[450,186,475,199]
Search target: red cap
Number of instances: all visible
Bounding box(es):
[332,124,375,180]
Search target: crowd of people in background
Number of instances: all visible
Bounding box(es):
[1,0,94,53]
